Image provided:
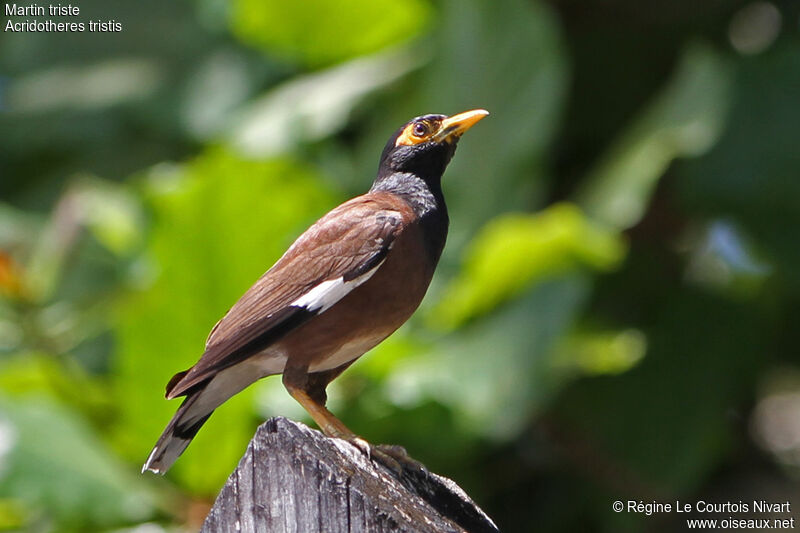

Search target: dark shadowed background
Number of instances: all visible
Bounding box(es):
[1,0,799,531]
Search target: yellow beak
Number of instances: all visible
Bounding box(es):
[433,109,490,142]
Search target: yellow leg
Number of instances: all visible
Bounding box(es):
[282,365,356,439]
[282,364,424,475]
[285,385,356,439]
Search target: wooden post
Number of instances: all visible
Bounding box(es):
[202,417,499,533]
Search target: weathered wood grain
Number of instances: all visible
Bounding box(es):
[202,417,499,533]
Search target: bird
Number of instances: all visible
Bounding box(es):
[142,109,489,474]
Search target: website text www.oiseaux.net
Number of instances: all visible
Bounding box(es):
[613,499,795,529]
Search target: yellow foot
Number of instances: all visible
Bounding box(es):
[343,437,426,476]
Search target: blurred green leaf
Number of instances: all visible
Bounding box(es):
[554,292,765,496]
[676,41,800,293]
[0,353,111,418]
[434,203,625,329]
[577,44,732,230]
[181,50,256,140]
[230,0,431,67]
[23,177,142,303]
[0,394,156,531]
[390,276,590,440]
[0,204,41,252]
[227,46,426,157]
[75,177,144,257]
[553,328,647,376]
[5,60,162,113]
[113,149,336,494]
[0,499,26,530]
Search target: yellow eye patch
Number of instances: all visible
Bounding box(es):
[395,120,439,146]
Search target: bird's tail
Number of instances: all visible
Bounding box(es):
[142,390,213,475]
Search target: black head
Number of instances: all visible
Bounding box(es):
[376,109,489,183]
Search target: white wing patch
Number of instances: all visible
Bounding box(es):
[291,258,386,313]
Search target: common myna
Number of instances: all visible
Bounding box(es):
[143,109,489,474]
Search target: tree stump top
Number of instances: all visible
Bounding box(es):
[202,417,499,533]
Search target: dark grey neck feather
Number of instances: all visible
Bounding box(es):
[370,173,449,265]
[371,173,441,217]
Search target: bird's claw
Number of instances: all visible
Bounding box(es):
[369,446,405,476]
[344,437,426,477]
[373,443,427,474]
[346,436,372,459]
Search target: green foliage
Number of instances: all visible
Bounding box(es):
[0,394,155,531]
[230,0,432,67]
[0,354,109,417]
[225,46,426,158]
[434,203,626,329]
[391,276,592,440]
[577,44,732,230]
[553,328,647,376]
[75,177,143,257]
[556,293,765,493]
[677,42,800,292]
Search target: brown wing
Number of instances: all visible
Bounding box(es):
[166,194,408,399]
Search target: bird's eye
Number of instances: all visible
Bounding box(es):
[413,122,428,137]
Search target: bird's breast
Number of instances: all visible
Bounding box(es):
[277,221,437,372]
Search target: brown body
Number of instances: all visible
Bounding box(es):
[143,192,441,473]
[142,109,487,475]
[167,192,433,400]
[282,215,432,373]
